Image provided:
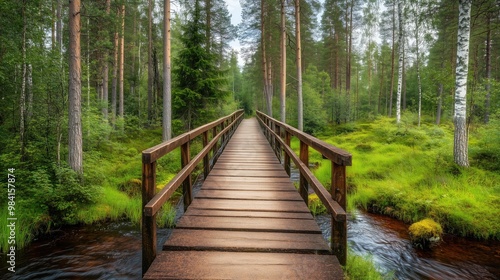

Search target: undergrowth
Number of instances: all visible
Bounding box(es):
[304,114,500,240]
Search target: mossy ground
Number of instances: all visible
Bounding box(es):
[303,115,500,240]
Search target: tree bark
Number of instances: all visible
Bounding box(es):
[280,0,286,123]
[261,0,273,117]
[484,14,491,124]
[111,21,119,126]
[119,5,125,119]
[68,0,83,175]
[148,0,154,124]
[102,0,111,119]
[453,0,471,167]
[396,0,403,124]
[163,0,172,141]
[295,0,303,131]
[389,0,395,117]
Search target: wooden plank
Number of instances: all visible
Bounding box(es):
[203,176,292,184]
[163,229,331,254]
[188,198,310,213]
[212,163,284,170]
[195,190,303,201]
[208,169,289,178]
[144,251,343,280]
[201,181,297,191]
[175,216,322,234]
[183,208,314,219]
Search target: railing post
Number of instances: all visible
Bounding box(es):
[331,162,347,266]
[203,131,209,179]
[142,161,157,275]
[284,131,291,176]
[181,142,192,211]
[299,141,309,205]
[274,124,281,161]
[212,126,218,165]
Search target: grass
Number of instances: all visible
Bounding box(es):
[308,115,500,240]
[344,250,391,280]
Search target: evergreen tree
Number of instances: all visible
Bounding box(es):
[173,0,228,130]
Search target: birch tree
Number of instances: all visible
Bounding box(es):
[453,0,472,167]
[68,0,83,174]
[396,0,403,123]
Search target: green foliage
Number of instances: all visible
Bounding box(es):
[344,250,389,280]
[308,194,327,216]
[314,118,500,240]
[27,165,98,225]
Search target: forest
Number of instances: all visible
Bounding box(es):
[1,0,500,278]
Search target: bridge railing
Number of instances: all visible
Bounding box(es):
[141,110,244,274]
[256,110,352,266]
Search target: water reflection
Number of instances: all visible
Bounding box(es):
[316,211,500,279]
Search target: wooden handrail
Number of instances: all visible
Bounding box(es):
[256,110,351,266]
[142,109,244,275]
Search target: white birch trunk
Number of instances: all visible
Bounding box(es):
[453,0,471,167]
[102,0,111,119]
[396,0,403,124]
[119,5,125,119]
[68,0,83,175]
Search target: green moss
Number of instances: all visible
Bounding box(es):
[409,218,443,248]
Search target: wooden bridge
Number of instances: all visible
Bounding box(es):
[141,110,352,279]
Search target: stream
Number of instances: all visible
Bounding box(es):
[2,210,499,279]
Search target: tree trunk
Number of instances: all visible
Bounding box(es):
[389,0,395,117]
[484,15,491,124]
[280,0,286,123]
[163,0,172,141]
[295,0,303,131]
[396,0,403,124]
[436,82,443,125]
[119,5,125,119]
[56,0,62,54]
[20,1,27,161]
[206,0,212,52]
[261,0,272,117]
[453,0,471,167]
[102,0,111,119]
[68,0,83,175]
[148,0,154,124]
[111,23,119,126]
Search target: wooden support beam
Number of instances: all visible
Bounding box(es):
[142,161,157,275]
[331,162,347,265]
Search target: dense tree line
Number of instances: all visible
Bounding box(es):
[0,0,499,236]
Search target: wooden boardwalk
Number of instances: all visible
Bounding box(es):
[143,119,343,279]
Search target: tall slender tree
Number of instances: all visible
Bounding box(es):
[453,0,472,167]
[163,0,172,141]
[119,4,125,119]
[68,0,83,174]
[396,0,403,123]
[296,0,303,131]
[280,0,286,123]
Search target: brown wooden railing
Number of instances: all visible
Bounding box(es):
[141,110,244,274]
[256,111,352,265]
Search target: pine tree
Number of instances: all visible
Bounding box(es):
[173,0,228,130]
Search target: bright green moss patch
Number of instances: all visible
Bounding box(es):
[308,193,327,216]
[409,218,443,248]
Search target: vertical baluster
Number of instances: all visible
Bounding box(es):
[284,130,291,176]
[142,160,157,275]
[181,142,192,211]
[299,141,309,204]
[203,131,209,179]
[331,162,347,266]
[212,126,218,166]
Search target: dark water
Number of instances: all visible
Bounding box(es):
[2,211,499,279]
[316,212,500,280]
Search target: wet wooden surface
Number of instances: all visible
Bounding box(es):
[143,119,343,279]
